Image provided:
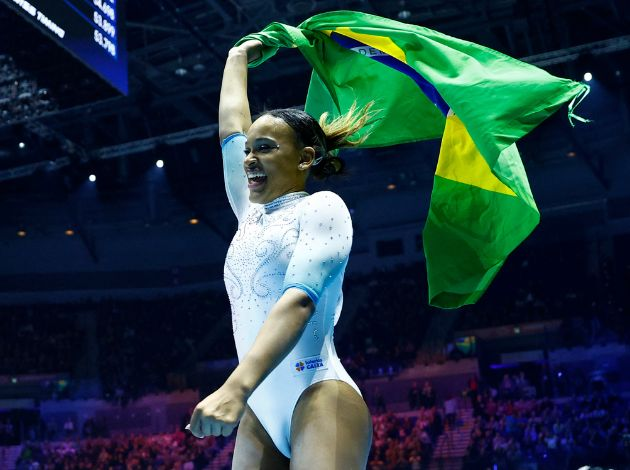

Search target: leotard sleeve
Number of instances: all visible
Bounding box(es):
[221,133,250,223]
[282,191,353,305]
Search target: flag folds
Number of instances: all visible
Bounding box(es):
[236,10,589,308]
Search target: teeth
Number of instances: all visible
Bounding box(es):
[246,170,266,178]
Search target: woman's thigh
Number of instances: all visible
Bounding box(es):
[290,380,373,470]
[232,406,290,470]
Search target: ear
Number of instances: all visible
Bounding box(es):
[298,146,317,171]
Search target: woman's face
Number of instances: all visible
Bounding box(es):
[244,114,313,204]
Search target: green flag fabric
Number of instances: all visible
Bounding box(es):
[236,10,589,308]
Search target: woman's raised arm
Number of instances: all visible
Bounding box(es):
[218,40,261,142]
[219,40,261,223]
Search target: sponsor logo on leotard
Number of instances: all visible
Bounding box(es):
[293,354,327,375]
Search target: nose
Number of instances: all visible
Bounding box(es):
[244,153,258,168]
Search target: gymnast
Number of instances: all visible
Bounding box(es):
[187,39,373,469]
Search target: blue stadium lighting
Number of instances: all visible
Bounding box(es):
[583,72,593,82]
[156,160,164,168]
[89,174,96,182]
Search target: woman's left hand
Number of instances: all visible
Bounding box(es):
[186,384,247,438]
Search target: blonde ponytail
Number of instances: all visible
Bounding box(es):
[318,101,376,151]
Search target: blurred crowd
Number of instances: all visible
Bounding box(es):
[96,292,231,404]
[2,237,630,469]
[2,237,629,404]
[0,55,57,125]
[0,264,433,405]
[456,243,630,347]
[0,305,81,375]
[0,292,232,404]
[13,406,444,470]
[14,429,229,470]
[464,390,630,469]
[368,407,441,470]
[338,264,432,378]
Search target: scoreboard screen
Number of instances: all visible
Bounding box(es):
[3,0,128,95]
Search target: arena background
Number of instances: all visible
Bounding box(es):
[0,0,629,468]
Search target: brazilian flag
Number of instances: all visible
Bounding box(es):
[237,10,589,308]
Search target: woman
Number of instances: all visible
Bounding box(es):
[186,39,373,469]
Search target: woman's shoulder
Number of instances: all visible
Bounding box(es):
[297,191,351,222]
[302,190,347,207]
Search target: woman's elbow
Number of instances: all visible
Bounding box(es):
[283,287,315,318]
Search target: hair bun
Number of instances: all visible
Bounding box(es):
[313,156,344,179]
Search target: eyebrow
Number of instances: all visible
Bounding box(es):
[244,137,278,147]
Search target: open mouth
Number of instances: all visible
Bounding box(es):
[246,170,267,190]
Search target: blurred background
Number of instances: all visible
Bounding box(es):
[0,0,629,469]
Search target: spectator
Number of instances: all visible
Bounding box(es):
[408,382,421,410]
[500,373,515,399]
[444,395,458,429]
[421,380,437,409]
[63,417,75,438]
[467,375,479,404]
[373,387,387,414]
[464,391,629,469]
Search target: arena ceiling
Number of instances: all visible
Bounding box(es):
[0,0,628,173]
[0,0,628,285]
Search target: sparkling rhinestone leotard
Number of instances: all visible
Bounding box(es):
[222,133,361,458]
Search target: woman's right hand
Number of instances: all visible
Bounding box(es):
[229,39,263,63]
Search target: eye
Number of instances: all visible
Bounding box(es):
[256,144,274,153]
[244,148,251,156]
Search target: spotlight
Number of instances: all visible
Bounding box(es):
[387,183,396,190]
[89,174,96,182]
[583,72,593,82]
[65,229,75,236]
[17,229,26,237]
[156,160,164,168]
[189,218,199,225]
[18,141,25,149]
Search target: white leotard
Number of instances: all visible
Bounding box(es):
[222,133,361,458]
